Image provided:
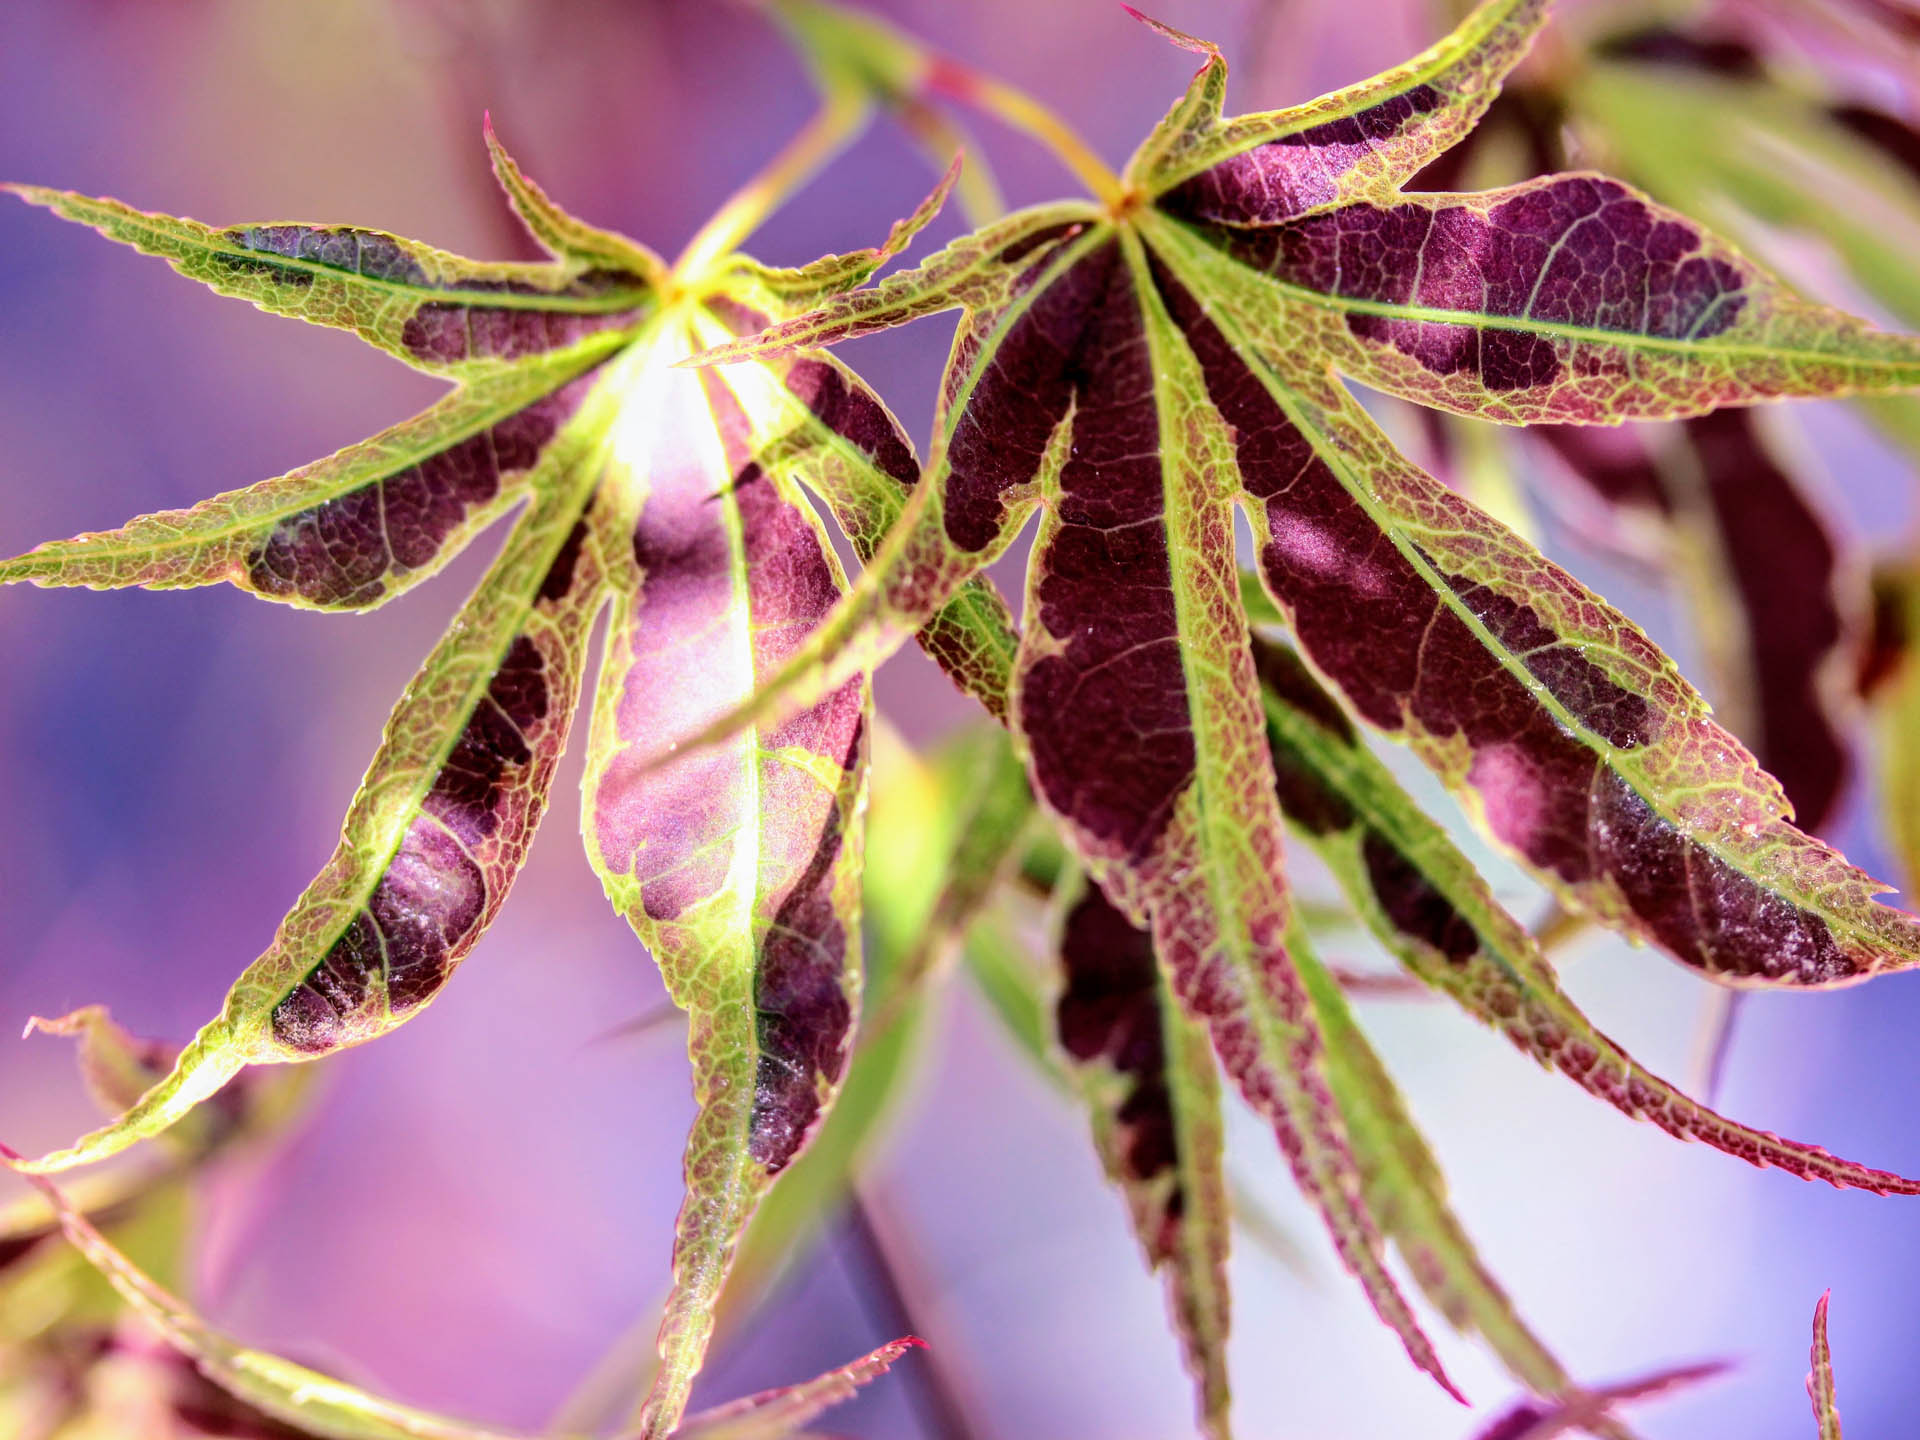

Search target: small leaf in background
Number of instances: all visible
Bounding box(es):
[1463,1359,1730,1440]
[1809,1291,1843,1440]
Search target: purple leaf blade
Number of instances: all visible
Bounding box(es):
[1155,171,1920,425]
[5,183,654,379]
[0,360,613,611]
[10,426,611,1176]
[1127,0,1548,213]
[580,320,870,1440]
[1055,877,1233,1439]
[1005,230,1461,1403]
[1256,632,1920,1192]
[1149,258,1920,988]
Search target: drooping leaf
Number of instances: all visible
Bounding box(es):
[1053,874,1232,1440]
[1254,632,1920,1194]
[688,0,1920,1396]
[4,92,963,1435]
[702,0,1920,997]
[1809,1292,1842,1440]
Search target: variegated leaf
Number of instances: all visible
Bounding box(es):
[684,0,1920,1393]
[4,186,656,380]
[17,416,613,1175]
[1253,633,1920,1193]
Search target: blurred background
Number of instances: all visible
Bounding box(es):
[5,0,1920,1435]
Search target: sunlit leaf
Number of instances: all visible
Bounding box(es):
[2,58,967,1425]
[691,0,1920,1396]
[3,186,656,379]
[16,429,613,1176]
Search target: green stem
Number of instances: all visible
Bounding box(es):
[672,90,871,283]
[925,59,1128,208]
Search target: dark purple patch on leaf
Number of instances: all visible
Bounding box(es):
[1161,86,1444,223]
[1057,886,1181,1207]
[247,370,601,608]
[751,788,858,1172]
[1015,244,1198,862]
[400,303,640,365]
[1361,833,1480,963]
[1189,176,1746,388]
[1154,257,1852,983]
[1253,637,1356,743]
[941,242,1121,551]
[785,358,920,490]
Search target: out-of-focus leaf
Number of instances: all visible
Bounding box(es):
[1054,874,1232,1438]
[1255,632,1920,1194]
[1871,567,1920,895]
[1532,410,1860,832]
[672,1336,922,1440]
[1292,928,1588,1410]
[1809,1292,1842,1440]
[3,1155,920,1440]
[1463,1359,1729,1440]
[3,76,970,1425]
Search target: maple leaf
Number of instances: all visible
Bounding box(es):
[0,13,1002,1425]
[694,0,1920,1404]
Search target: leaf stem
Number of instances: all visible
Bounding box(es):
[671,90,871,283]
[924,58,1128,209]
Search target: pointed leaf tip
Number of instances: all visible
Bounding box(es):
[1123,6,1220,58]
[1810,1291,1842,1439]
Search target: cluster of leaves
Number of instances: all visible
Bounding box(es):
[7,0,1920,1434]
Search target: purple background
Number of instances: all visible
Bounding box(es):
[4,1,1920,1435]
